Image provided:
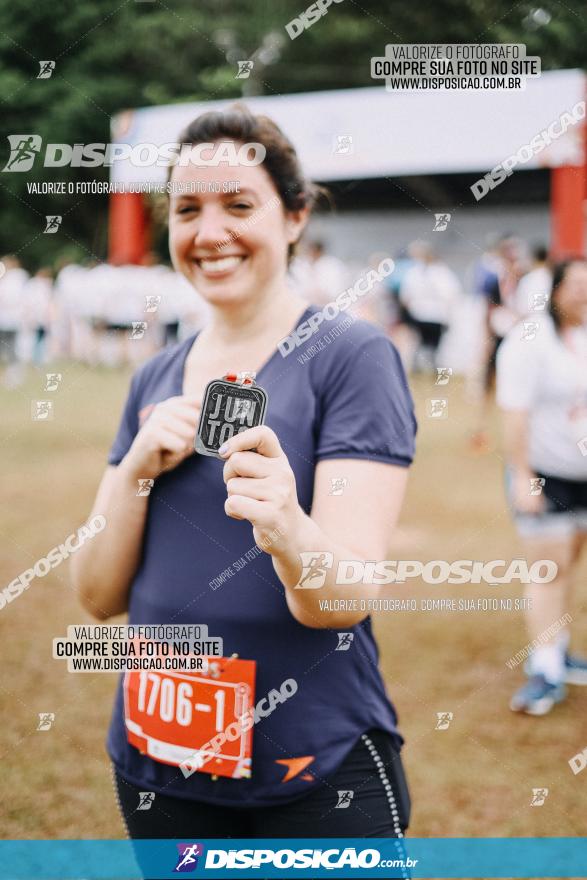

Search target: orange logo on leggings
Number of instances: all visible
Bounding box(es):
[276,756,314,782]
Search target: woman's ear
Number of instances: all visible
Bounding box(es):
[285,205,310,246]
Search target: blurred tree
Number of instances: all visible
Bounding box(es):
[0,0,585,268]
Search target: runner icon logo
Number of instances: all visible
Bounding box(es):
[295,552,333,589]
[44,215,62,233]
[530,788,549,806]
[521,321,539,341]
[433,212,451,231]
[37,712,55,731]
[530,293,548,311]
[32,400,53,421]
[435,367,453,386]
[37,61,55,79]
[45,373,62,391]
[236,60,254,79]
[435,711,454,730]
[3,135,42,171]
[336,790,354,808]
[137,792,155,810]
[427,398,448,419]
[333,135,353,156]
[336,632,354,651]
[329,477,348,495]
[130,322,147,340]
[174,844,204,873]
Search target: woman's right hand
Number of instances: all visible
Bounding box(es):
[121,396,201,482]
[511,469,546,515]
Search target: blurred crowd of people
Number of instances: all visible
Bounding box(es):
[290,233,553,379]
[0,253,208,385]
[0,234,552,391]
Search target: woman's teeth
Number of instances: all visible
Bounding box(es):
[197,256,245,274]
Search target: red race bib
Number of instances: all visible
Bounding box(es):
[124,657,256,779]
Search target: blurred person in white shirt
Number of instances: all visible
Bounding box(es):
[22,267,54,365]
[350,251,395,329]
[139,257,183,347]
[497,258,587,716]
[117,257,208,356]
[470,235,529,453]
[514,244,552,318]
[399,241,461,371]
[150,263,209,341]
[0,255,28,385]
[101,264,152,366]
[53,262,101,363]
[290,239,349,307]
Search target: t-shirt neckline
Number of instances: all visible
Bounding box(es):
[176,305,314,396]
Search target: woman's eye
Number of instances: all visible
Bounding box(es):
[230,202,253,211]
[177,205,199,215]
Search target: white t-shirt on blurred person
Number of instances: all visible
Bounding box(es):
[400,262,461,325]
[290,254,349,307]
[0,268,28,330]
[514,265,552,317]
[497,313,587,480]
[23,277,52,329]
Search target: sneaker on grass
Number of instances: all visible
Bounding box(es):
[510,674,567,716]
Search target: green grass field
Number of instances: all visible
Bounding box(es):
[1,361,586,845]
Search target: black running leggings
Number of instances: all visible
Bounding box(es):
[113,728,411,838]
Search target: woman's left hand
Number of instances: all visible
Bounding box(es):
[220,426,303,555]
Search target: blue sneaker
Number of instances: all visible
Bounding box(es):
[510,674,567,715]
[564,653,587,685]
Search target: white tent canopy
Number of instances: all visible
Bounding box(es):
[111,69,585,186]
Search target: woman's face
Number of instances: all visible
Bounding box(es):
[555,262,587,326]
[168,142,306,307]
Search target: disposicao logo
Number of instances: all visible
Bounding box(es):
[4,135,42,172]
[174,843,204,872]
[3,135,266,171]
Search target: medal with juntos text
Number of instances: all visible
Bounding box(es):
[195,372,268,458]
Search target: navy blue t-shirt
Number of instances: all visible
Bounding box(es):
[106,306,417,806]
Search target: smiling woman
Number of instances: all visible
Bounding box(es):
[71,104,417,845]
[166,107,318,308]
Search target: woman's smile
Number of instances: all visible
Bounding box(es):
[192,254,247,279]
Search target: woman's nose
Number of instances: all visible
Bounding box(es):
[193,207,230,248]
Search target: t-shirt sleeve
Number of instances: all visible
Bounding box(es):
[107,372,142,466]
[315,334,416,466]
[496,327,540,410]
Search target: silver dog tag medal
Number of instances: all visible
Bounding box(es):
[195,372,268,458]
